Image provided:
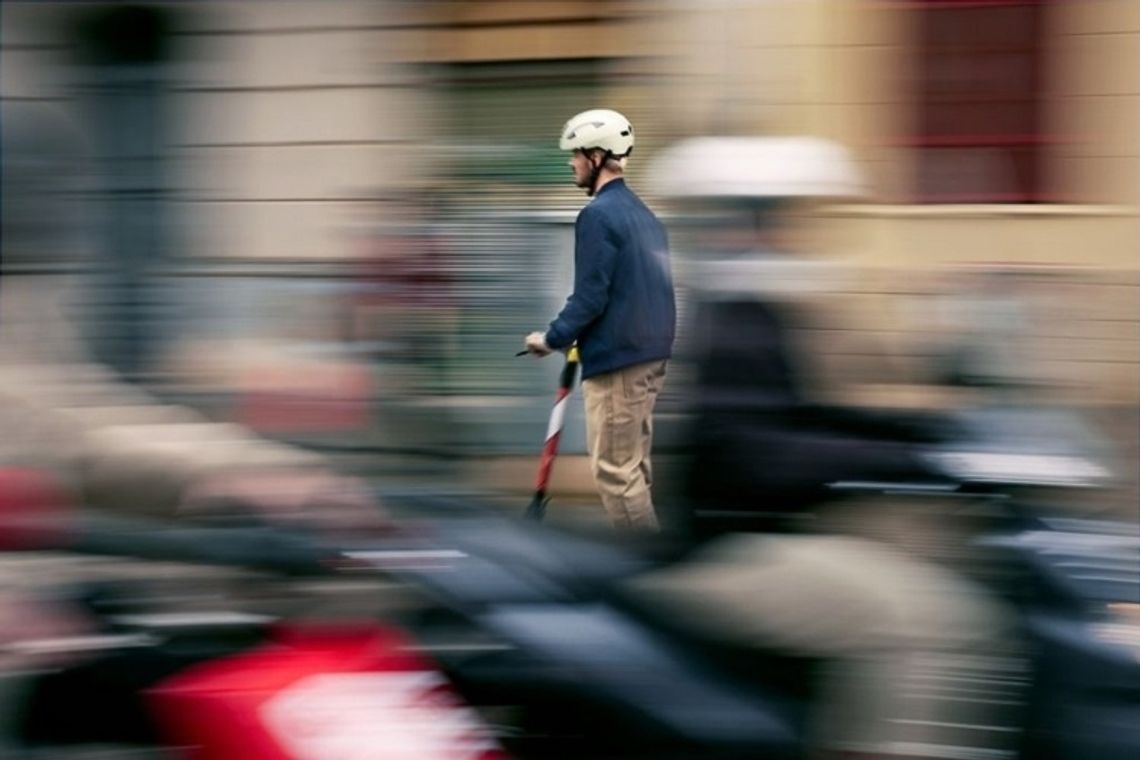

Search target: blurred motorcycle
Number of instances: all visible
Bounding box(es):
[0,472,506,760]
[0,457,1136,760]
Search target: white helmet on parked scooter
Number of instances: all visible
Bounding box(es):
[559,108,634,158]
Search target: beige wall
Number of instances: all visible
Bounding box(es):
[0,2,84,102]
[825,0,1139,407]
[661,0,1140,210]
[653,0,1139,406]
[166,1,435,261]
[1049,0,1140,206]
[0,1,437,261]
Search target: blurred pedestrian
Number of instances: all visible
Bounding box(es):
[0,102,382,536]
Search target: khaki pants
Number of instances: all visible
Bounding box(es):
[582,359,667,530]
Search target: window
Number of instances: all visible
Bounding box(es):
[907,0,1050,202]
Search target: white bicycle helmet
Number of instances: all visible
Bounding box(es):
[559,108,634,158]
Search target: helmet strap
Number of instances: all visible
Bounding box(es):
[586,149,612,197]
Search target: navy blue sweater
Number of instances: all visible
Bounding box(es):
[544,179,676,379]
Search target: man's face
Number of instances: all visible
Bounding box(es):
[568,149,599,189]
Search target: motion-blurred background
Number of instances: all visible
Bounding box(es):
[2,0,1136,517]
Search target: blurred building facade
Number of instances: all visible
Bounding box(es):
[646,0,1139,507]
[376,0,1139,405]
[2,1,1136,499]
[654,0,1139,404]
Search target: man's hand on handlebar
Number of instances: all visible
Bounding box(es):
[523,331,553,357]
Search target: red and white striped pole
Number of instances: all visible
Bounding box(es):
[525,345,580,520]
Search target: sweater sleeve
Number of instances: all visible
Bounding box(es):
[545,205,617,349]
